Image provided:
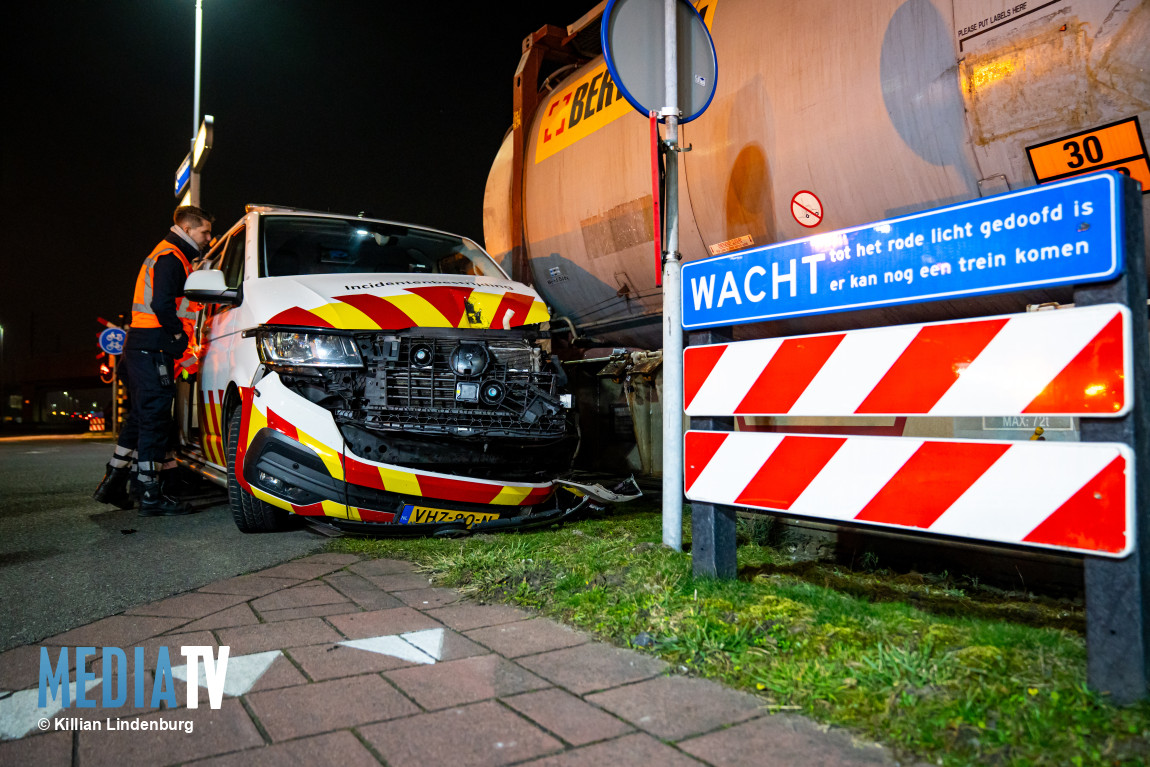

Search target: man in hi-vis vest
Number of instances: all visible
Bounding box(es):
[94,205,213,515]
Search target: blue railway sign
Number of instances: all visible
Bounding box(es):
[682,171,1127,330]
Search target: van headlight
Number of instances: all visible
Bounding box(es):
[257,331,362,368]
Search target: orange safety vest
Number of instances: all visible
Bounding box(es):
[176,295,202,337]
[174,296,204,376]
[176,345,201,377]
[130,241,193,329]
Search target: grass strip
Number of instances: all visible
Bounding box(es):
[328,501,1150,766]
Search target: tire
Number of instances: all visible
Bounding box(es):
[226,406,292,533]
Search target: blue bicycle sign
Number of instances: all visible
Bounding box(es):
[99,327,126,355]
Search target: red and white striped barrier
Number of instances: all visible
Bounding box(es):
[684,304,1131,417]
[89,417,105,432]
[684,431,1133,557]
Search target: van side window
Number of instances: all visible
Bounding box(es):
[219,228,246,289]
[201,235,227,270]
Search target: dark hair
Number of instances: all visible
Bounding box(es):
[173,205,215,228]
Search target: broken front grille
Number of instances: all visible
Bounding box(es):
[344,334,568,437]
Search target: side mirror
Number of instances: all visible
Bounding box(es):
[184,269,239,305]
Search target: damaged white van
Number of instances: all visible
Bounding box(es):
[178,206,631,534]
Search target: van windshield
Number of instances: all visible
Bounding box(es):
[261,216,505,279]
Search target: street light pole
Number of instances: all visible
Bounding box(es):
[188,0,203,207]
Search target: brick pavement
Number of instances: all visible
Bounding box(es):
[0,553,912,766]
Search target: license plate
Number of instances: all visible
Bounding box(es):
[399,505,499,528]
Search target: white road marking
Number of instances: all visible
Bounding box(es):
[339,628,447,665]
[0,678,101,741]
[400,629,446,661]
[172,650,280,697]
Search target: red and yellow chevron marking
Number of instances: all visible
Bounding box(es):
[236,396,552,520]
[258,406,344,482]
[351,507,398,523]
[685,304,1132,417]
[238,396,355,519]
[685,431,1133,557]
[343,452,553,507]
[266,286,549,331]
[199,388,227,466]
[266,284,545,328]
[234,387,256,493]
[266,501,391,522]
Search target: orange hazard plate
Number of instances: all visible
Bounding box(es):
[1027,117,1150,192]
[398,505,498,528]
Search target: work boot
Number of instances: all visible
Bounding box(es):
[93,465,134,510]
[138,477,194,517]
[160,470,196,498]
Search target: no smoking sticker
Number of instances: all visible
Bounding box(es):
[791,191,823,228]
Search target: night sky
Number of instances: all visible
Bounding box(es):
[1,0,593,383]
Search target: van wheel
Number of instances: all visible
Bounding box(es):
[226,407,292,533]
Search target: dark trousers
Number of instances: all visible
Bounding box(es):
[116,348,175,472]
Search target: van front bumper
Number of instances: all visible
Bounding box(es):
[243,425,555,527]
[240,371,561,531]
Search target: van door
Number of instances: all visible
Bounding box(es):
[174,234,230,456]
[197,226,247,468]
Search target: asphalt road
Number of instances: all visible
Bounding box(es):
[0,434,327,652]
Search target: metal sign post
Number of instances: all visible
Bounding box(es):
[175,1,211,208]
[110,355,119,437]
[602,0,717,550]
[98,326,126,437]
[97,326,125,436]
[190,0,203,207]
[661,0,684,551]
[1073,175,1149,705]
